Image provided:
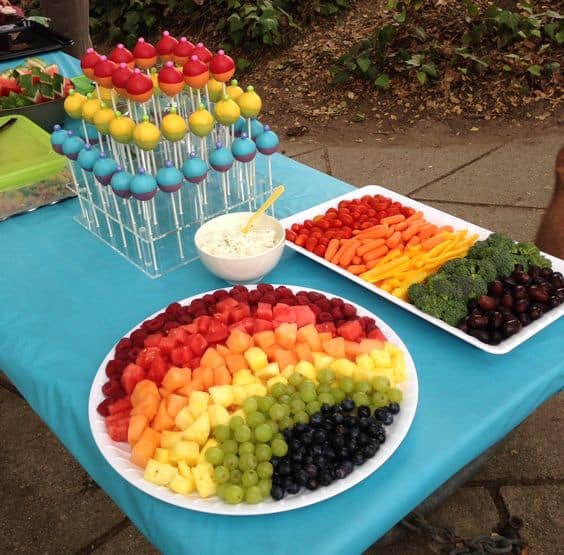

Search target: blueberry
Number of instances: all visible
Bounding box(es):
[305,478,319,490]
[341,399,355,412]
[304,463,318,478]
[303,454,314,465]
[334,424,346,436]
[375,408,393,425]
[376,431,386,444]
[290,439,302,451]
[283,429,294,441]
[335,467,347,479]
[314,429,327,444]
[388,402,400,415]
[332,412,344,425]
[344,415,358,428]
[278,460,292,476]
[357,405,371,418]
[359,417,373,430]
[352,451,365,466]
[313,456,327,469]
[323,446,336,460]
[271,485,285,500]
[367,423,384,438]
[337,447,350,460]
[290,448,304,463]
[321,403,332,414]
[348,439,359,452]
[359,432,370,445]
[302,431,314,445]
[296,470,309,486]
[363,443,379,458]
[286,481,300,495]
[311,444,324,457]
[347,426,360,439]
[294,423,307,435]
[270,456,281,468]
[310,413,323,427]
[319,472,333,486]
[334,435,346,448]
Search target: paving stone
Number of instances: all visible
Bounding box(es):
[93,523,160,555]
[500,485,564,555]
[365,532,431,555]
[475,393,563,482]
[412,133,563,208]
[418,201,544,243]
[0,388,124,555]
[327,143,498,193]
[280,139,323,158]
[292,148,331,174]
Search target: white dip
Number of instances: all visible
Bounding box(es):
[199,224,278,257]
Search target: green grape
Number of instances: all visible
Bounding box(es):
[306,400,322,415]
[270,382,286,398]
[247,411,266,428]
[229,415,245,430]
[234,425,252,443]
[257,395,275,413]
[318,368,336,384]
[225,484,244,504]
[299,384,317,403]
[205,446,224,466]
[331,388,345,403]
[288,372,304,387]
[255,423,273,443]
[372,376,391,393]
[214,425,231,442]
[353,391,370,407]
[242,469,259,487]
[271,438,288,457]
[245,485,263,504]
[224,453,239,470]
[222,439,239,455]
[291,392,302,403]
[387,387,403,403]
[294,410,309,424]
[354,380,371,394]
[256,461,274,479]
[266,420,279,434]
[372,391,389,409]
[255,443,272,462]
[216,483,228,500]
[339,376,355,393]
[279,394,291,405]
[279,415,294,430]
[239,453,257,471]
[316,383,332,394]
[258,478,272,498]
[213,465,230,484]
[230,469,242,484]
[238,441,255,456]
[290,398,306,413]
[243,397,258,414]
[317,392,334,406]
[285,384,296,395]
[272,432,284,441]
[269,403,288,421]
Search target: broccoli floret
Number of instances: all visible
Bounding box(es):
[426,274,467,302]
[439,297,469,327]
[439,256,496,285]
[455,274,488,300]
[467,244,514,278]
[439,258,469,276]
[407,282,429,306]
[408,282,469,326]
[510,242,551,270]
[484,232,515,251]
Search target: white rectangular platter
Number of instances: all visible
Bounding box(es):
[282,185,564,355]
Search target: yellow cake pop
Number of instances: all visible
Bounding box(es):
[160,107,187,141]
[81,93,102,124]
[98,86,115,103]
[109,111,136,144]
[207,77,223,103]
[188,104,215,137]
[225,79,243,101]
[214,95,241,126]
[93,102,116,134]
[236,85,261,118]
[64,90,87,119]
[133,114,161,150]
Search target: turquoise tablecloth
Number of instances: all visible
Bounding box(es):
[1,52,563,555]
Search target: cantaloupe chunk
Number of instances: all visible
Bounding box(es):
[177,378,205,397]
[275,322,298,349]
[344,341,362,359]
[165,393,189,419]
[273,348,298,373]
[358,339,385,354]
[130,395,160,422]
[128,413,148,445]
[213,366,232,386]
[323,337,346,359]
[200,347,225,369]
[162,367,191,392]
[296,324,322,352]
[192,367,214,390]
[131,427,161,468]
[264,343,281,362]
[224,353,248,374]
[253,330,276,350]
[318,332,333,344]
[226,329,252,354]
[215,344,231,359]
[131,379,160,407]
[152,399,175,432]
[295,342,313,363]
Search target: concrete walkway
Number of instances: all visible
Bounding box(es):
[1,128,562,554]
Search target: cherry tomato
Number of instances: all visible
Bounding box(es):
[303,219,314,229]
[366,208,377,218]
[332,219,343,228]
[291,223,301,233]
[305,237,318,251]
[376,210,389,221]
[360,221,372,230]
[318,237,329,246]
[285,230,297,242]
[387,206,400,216]
[325,230,337,239]
[340,214,354,226]
[314,245,326,257]
[295,234,308,247]
[310,229,323,238]
[318,219,330,230]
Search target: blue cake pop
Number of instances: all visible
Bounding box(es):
[250,118,264,140]
[156,160,184,193]
[62,131,85,161]
[50,124,68,154]
[209,142,234,172]
[110,167,133,199]
[234,116,247,137]
[130,168,158,201]
[93,152,118,186]
[255,124,280,155]
[65,118,99,144]
[232,133,257,163]
[77,143,101,172]
[182,152,208,184]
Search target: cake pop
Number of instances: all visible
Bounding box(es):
[109,43,135,68]
[234,116,247,137]
[62,131,85,161]
[109,112,136,144]
[93,56,117,89]
[50,124,68,154]
[112,63,133,97]
[93,152,118,186]
[232,133,257,163]
[160,107,187,142]
[156,31,178,63]
[81,94,102,124]
[207,77,223,103]
[77,143,100,171]
[249,117,264,140]
[237,85,262,118]
[193,42,212,64]
[173,37,195,66]
[188,104,214,137]
[210,141,234,208]
[93,102,116,135]
[126,69,154,104]
[111,167,133,198]
[225,79,243,101]
[133,115,161,151]
[209,50,235,83]
[64,90,87,119]
[158,62,184,98]
[81,48,100,79]
[133,38,158,70]
[183,55,209,90]
[214,95,241,126]
[255,124,279,194]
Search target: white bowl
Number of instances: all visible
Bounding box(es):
[194,212,285,283]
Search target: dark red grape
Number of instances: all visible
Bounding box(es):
[501,294,514,310]
[468,314,488,329]
[502,320,521,337]
[529,266,540,278]
[489,330,503,345]
[514,299,529,314]
[540,267,553,278]
[477,295,496,312]
[513,285,527,299]
[528,285,549,303]
[518,313,532,326]
[547,296,560,309]
[529,306,543,320]
[468,329,490,343]
[502,276,517,288]
[488,311,503,330]
[488,280,504,297]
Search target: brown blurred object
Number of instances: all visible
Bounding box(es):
[39,0,91,59]
[536,146,564,259]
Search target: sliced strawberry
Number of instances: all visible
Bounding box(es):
[107,397,132,415]
[106,415,129,442]
[102,379,125,399]
[146,355,168,384]
[97,398,113,417]
[204,319,229,344]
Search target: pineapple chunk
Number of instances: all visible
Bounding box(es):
[352,367,372,382]
[208,404,230,427]
[280,364,295,379]
[295,360,316,382]
[188,391,210,418]
[242,383,267,398]
[177,460,193,480]
[233,369,257,386]
[330,358,356,378]
[255,362,280,381]
[370,348,392,368]
[198,438,218,463]
[208,385,234,407]
[267,375,288,390]
[168,473,193,495]
[231,385,247,405]
[160,430,183,449]
[244,347,268,372]
[192,463,217,498]
[311,352,334,370]
[154,447,171,464]
[372,366,395,386]
[144,459,178,486]
[183,412,210,446]
[174,407,195,431]
[170,440,199,465]
[356,353,375,372]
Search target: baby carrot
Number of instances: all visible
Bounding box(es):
[331,241,348,265]
[405,211,424,223]
[407,235,421,247]
[386,231,402,249]
[352,255,362,265]
[354,225,389,240]
[324,238,340,261]
[421,233,447,251]
[362,245,389,262]
[339,240,361,267]
[347,264,367,275]
[402,220,426,241]
[393,221,409,232]
[381,214,405,226]
[357,238,386,256]
[417,224,439,240]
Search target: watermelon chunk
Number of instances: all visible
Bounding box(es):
[273,303,296,323]
[337,320,364,342]
[121,363,145,395]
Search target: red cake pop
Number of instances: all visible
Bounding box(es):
[112,63,133,97]
[132,38,157,70]
[81,48,100,79]
[156,31,178,63]
[173,37,195,66]
[109,43,135,68]
[158,62,184,98]
[183,55,209,90]
[126,68,154,103]
[93,56,117,89]
[192,42,212,65]
[210,49,235,83]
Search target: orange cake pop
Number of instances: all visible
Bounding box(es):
[156,31,178,63]
[183,55,209,90]
[109,43,135,68]
[93,56,117,89]
[81,48,100,79]
[133,38,157,70]
[173,37,195,66]
[126,69,154,103]
[158,62,184,98]
[210,49,235,83]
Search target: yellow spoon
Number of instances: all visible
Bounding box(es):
[241,185,285,234]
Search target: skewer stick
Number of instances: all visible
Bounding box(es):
[125,199,142,258]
